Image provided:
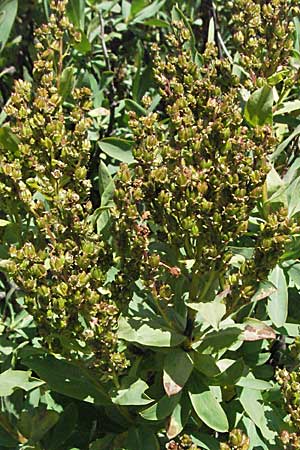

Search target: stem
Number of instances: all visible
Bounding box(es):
[112,368,120,389]
[99,10,117,137]
[198,270,216,303]
[185,269,217,341]
[152,286,182,333]
[184,236,194,259]
[56,37,64,90]
[262,157,270,219]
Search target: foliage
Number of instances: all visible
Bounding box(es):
[0,1,300,449]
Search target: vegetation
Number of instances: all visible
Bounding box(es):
[0,0,300,449]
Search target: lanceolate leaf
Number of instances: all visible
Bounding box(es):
[99,138,134,163]
[118,316,186,347]
[98,160,114,207]
[23,354,110,405]
[240,388,276,441]
[163,349,193,396]
[194,353,220,377]
[212,359,244,386]
[131,0,165,24]
[196,327,242,353]
[66,0,85,30]
[289,263,300,289]
[139,393,181,421]
[0,0,18,52]
[112,379,153,406]
[188,374,228,432]
[236,377,272,390]
[244,84,273,126]
[189,299,226,330]
[0,126,19,153]
[267,266,288,328]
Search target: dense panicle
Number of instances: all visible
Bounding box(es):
[113,23,293,311]
[277,368,300,449]
[0,0,123,374]
[229,0,299,79]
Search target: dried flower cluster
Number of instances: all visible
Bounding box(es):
[0,0,122,373]
[166,434,201,450]
[277,369,300,434]
[113,23,293,315]
[219,429,250,450]
[166,430,250,450]
[230,0,299,79]
[280,430,300,450]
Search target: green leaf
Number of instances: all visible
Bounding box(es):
[143,18,168,27]
[236,377,272,390]
[58,67,75,100]
[244,84,273,126]
[274,100,300,116]
[188,299,226,330]
[0,369,44,396]
[0,0,18,52]
[0,126,19,153]
[131,0,148,16]
[99,138,134,163]
[74,32,91,54]
[125,99,147,117]
[266,166,287,206]
[294,16,300,53]
[287,177,300,217]
[289,263,300,288]
[207,17,215,44]
[121,0,131,20]
[118,316,186,347]
[267,69,289,86]
[67,0,85,30]
[278,322,300,337]
[188,374,228,432]
[267,265,288,327]
[163,349,193,396]
[131,0,165,24]
[97,209,111,233]
[196,327,242,353]
[112,379,153,406]
[212,359,244,386]
[194,353,220,377]
[140,393,181,421]
[98,160,114,207]
[250,283,276,303]
[271,123,300,162]
[23,354,111,405]
[240,388,276,441]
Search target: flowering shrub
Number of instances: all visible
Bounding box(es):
[0,1,299,449]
